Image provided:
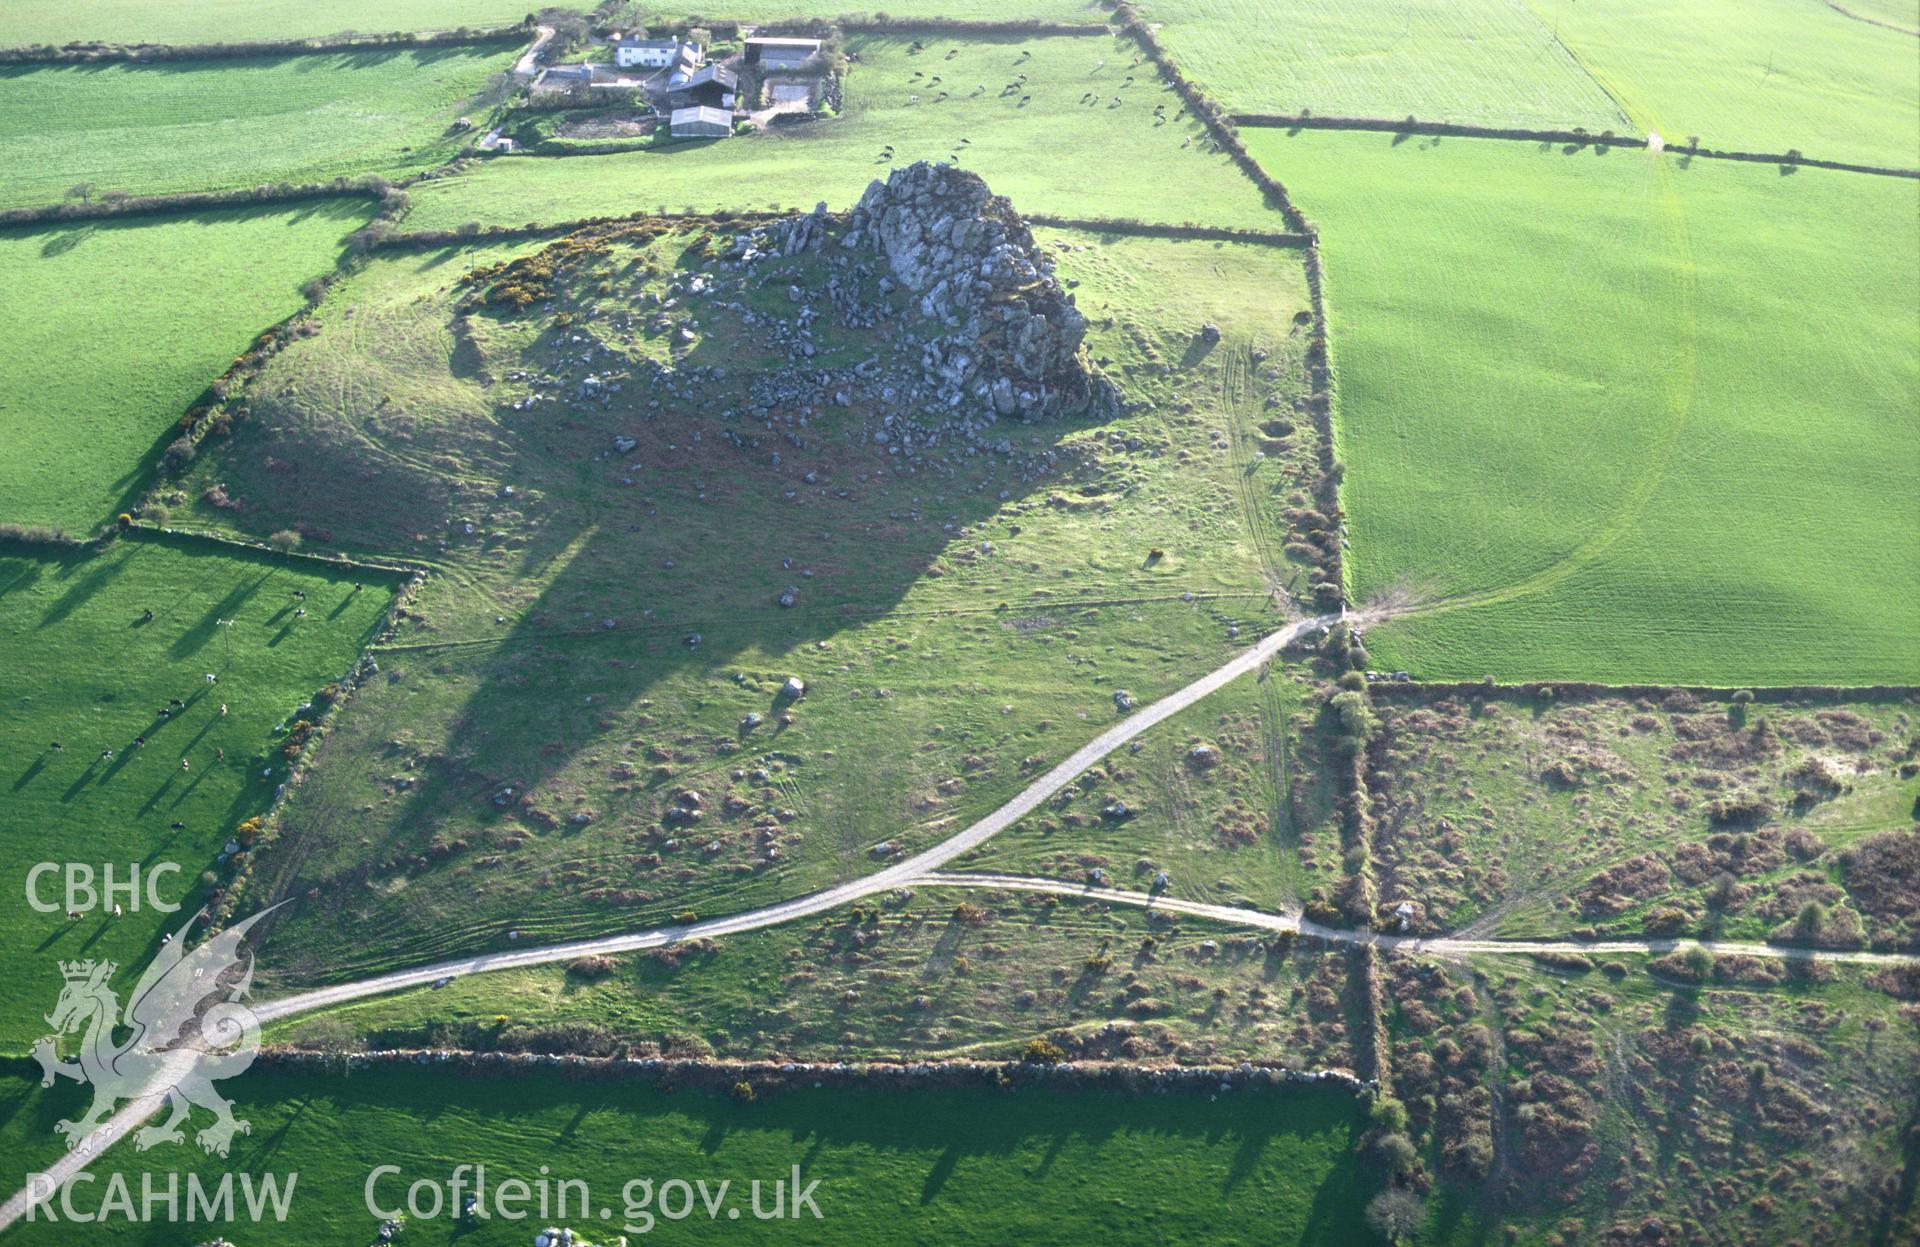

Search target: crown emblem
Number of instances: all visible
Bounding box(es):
[59,959,112,981]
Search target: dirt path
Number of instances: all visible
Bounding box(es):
[923,872,1920,968]
[512,25,556,78]
[10,599,1908,1226]
[0,610,1339,1229]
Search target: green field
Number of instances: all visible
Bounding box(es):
[1247,129,1920,684]
[1143,0,1919,169]
[1836,0,1920,30]
[0,201,373,530]
[151,222,1311,982]
[2,0,537,46]
[1527,0,1920,169]
[0,47,514,210]
[0,536,397,1049]
[0,1060,1376,1245]
[1,1,1110,47]
[406,33,1278,231]
[704,0,1107,17]
[1141,0,1624,128]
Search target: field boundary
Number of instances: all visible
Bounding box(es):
[374,207,787,249]
[252,1047,1376,1096]
[1105,2,1311,234]
[1823,0,1920,36]
[0,176,404,231]
[1028,212,1310,246]
[121,523,423,579]
[1365,680,1920,704]
[0,25,529,64]
[377,211,1317,252]
[837,17,1112,37]
[1232,113,1920,180]
[1104,0,1345,608]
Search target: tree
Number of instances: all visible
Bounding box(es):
[65,181,96,204]
[1327,688,1377,750]
[1370,1131,1417,1175]
[1365,1188,1425,1243]
[1369,1095,1410,1133]
[267,529,302,554]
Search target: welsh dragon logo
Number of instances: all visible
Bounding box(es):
[32,906,279,1157]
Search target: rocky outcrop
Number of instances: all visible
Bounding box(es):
[740,162,1107,420]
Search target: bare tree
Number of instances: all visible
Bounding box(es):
[1365,1189,1424,1243]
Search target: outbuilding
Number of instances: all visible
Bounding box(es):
[670,105,734,139]
[669,63,739,110]
[743,36,822,69]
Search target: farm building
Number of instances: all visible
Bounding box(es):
[670,106,734,139]
[615,37,701,70]
[743,37,822,69]
[669,64,739,110]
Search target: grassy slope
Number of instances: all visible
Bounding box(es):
[0,537,396,1050]
[0,47,513,210]
[271,891,1353,1069]
[161,224,1309,982]
[958,670,1330,911]
[408,33,1277,231]
[1528,0,1920,169]
[1248,129,1920,684]
[2,1,1106,46]
[1141,0,1624,128]
[0,1061,1375,1246]
[0,201,373,530]
[2,0,537,45]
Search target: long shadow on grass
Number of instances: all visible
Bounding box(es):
[231,243,1131,979]
[220,1063,1372,1222]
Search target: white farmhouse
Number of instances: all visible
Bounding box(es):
[614,37,703,70]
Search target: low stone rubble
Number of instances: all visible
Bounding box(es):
[262,1046,1379,1099]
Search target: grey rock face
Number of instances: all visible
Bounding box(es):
[742,162,1108,420]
